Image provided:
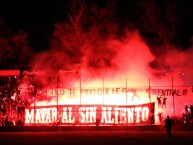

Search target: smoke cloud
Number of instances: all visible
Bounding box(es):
[29,28,155,87]
[28,1,193,88]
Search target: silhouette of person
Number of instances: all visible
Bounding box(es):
[4,116,9,127]
[185,105,189,114]
[157,96,162,108]
[157,112,163,124]
[190,106,193,118]
[164,116,173,138]
[162,97,167,108]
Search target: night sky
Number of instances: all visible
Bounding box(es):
[0,1,68,51]
[0,0,193,52]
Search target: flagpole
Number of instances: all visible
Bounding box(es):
[149,78,151,102]
[80,78,81,126]
[126,78,128,105]
[56,74,59,125]
[172,77,175,117]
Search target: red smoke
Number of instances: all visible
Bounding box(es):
[30,29,155,85]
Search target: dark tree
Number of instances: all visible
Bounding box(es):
[0,17,33,70]
[137,0,192,71]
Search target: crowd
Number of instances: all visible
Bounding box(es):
[0,77,34,126]
[181,105,193,125]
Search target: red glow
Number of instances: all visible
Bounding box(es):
[0,70,20,76]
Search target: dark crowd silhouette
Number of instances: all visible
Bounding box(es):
[182,105,193,126]
[0,77,35,126]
